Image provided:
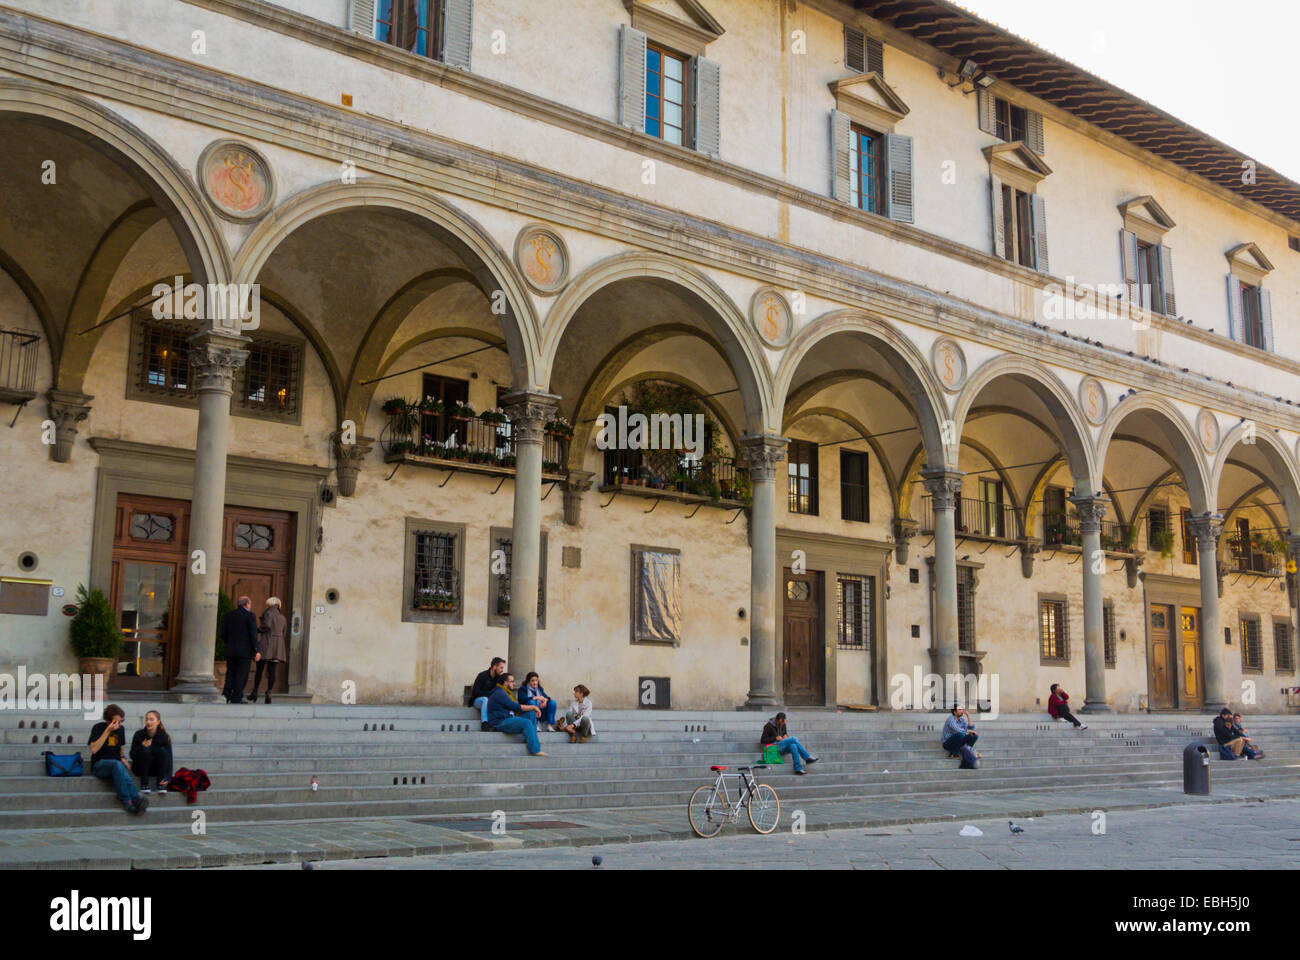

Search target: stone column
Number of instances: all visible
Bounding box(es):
[501,390,559,677]
[331,429,375,497]
[46,389,93,463]
[563,470,595,526]
[171,329,249,699]
[1189,513,1227,710]
[1289,536,1300,674]
[1071,494,1111,713]
[740,435,787,710]
[922,468,963,685]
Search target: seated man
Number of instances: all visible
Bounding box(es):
[1232,713,1264,759]
[1213,707,1250,760]
[486,673,547,757]
[88,704,148,815]
[469,657,506,732]
[760,712,818,775]
[941,704,980,760]
[1047,683,1088,730]
[519,672,558,731]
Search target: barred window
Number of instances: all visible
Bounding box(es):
[488,529,547,629]
[1240,617,1263,671]
[239,338,300,417]
[403,519,464,623]
[139,319,192,397]
[1103,601,1117,667]
[837,574,874,649]
[957,566,976,652]
[1040,598,1069,662]
[1275,621,1295,674]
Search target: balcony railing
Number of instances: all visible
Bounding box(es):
[602,449,751,504]
[0,327,40,404]
[380,401,569,477]
[1226,531,1287,577]
[1043,514,1133,552]
[922,496,1021,541]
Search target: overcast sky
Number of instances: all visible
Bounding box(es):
[956,0,1300,182]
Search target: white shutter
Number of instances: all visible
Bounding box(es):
[844,25,866,72]
[618,25,648,132]
[885,133,913,223]
[1260,287,1274,351]
[989,174,1005,258]
[691,56,721,158]
[347,0,377,37]
[1029,193,1049,272]
[977,88,996,135]
[831,109,851,203]
[1026,109,1045,155]
[441,0,473,70]
[1120,230,1139,305]
[866,35,884,75]
[1158,245,1177,316]
[1226,275,1242,342]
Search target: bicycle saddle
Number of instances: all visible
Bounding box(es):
[709,765,727,771]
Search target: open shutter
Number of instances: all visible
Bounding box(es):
[1260,287,1274,351]
[347,0,377,37]
[989,174,1005,258]
[844,26,865,72]
[885,133,913,223]
[441,0,473,70]
[618,25,648,132]
[1029,193,1049,272]
[831,110,851,203]
[1158,245,1177,316]
[865,35,884,74]
[1226,275,1242,342]
[690,56,721,158]
[1025,109,1045,155]
[1119,230,1139,305]
[977,88,996,135]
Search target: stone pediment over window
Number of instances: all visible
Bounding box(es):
[623,0,723,55]
[982,141,1052,193]
[828,72,910,133]
[1118,195,1176,244]
[1225,241,1274,284]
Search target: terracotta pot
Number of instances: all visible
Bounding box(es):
[79,657,115,686]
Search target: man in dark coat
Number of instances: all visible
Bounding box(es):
[221,596,261,704]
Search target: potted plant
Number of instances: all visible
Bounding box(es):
[1150,529,1176,559]
[545,416,574,438]
[415,588,437,611]
[449,401,476,420]
[418,396,444,415]
[433,591,457,612]
[381,397,407,415]
[69,585,121,683]
[480,407,508,424]
[734,473,752,503]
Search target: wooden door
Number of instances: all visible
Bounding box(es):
[1148,604,1174,709]
[221,506,295,694]
[1180,606,1203,708]
[782,569,824,706]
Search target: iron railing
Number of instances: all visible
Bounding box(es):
[1042,514,1133,552]
[603,449,751,502]
[922,496,1021,541]
[1226,530,1287,576]
[0,328,40,403]
[382,406,568,474]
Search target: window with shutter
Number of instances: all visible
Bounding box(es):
[1028,193,1049,272]
[830,110,852,204]
[441,0,473,70]
[645,42,687,145]
[348,0,378,36]
[690,56,721,158]
[885,133,914,223]
[844,26,883,75]
[1120,230,1140,305]
[374,0,443,60]
[618,25,648,132]
[849,124,885,214]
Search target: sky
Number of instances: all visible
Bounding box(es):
[955,0,1300,183]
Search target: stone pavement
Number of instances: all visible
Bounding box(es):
[272,797,1300,871]
[6,773,1300,869]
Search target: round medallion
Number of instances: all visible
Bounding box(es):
[514,225,570,294]
[1078,376,1108,426]
[197,139,275,222]
[750,287,794,348]
[931,337,967,392]
[1196,409,1220,454]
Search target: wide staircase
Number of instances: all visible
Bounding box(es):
[3,705,1299,831]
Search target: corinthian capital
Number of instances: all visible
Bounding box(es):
[331,428,376,498]
[1186,512,1225,549]
[739,435,789,483]
[188,328,250,395]
[920,467,964,511]
[501,390,560,445]
[1069,494,1110,533]
[46,389,93,463]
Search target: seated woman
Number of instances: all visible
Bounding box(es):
[558,684,594,743]
[129,709,173,794]
[519,672,558,731]
[1046,684,1088,730]
[1231,712,1264,759]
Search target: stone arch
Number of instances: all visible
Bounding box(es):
[232,180,541,400]
[1096,394,1213,514]
[1210,424,1300,531]
[541,252,771,434]
[1221,483,1287,535]
[775,310,947,465]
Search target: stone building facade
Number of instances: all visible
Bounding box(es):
[1,0,1298,712]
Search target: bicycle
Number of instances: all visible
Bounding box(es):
[687,764,780,838]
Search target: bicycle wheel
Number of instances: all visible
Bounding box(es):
[747,783,780,834]
[688,784,727,838]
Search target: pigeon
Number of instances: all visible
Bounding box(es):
[592,855,603,867]
[1008,821,1025,834]
[302,861,315,870]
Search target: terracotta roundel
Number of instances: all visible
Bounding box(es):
[750,287,793,348]
[197,139,275,222]
[1196,408,1220,454]
[931,337,966,392]
[1078,376,1108,426]
[514,225,570,294]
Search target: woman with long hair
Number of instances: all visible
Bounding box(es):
[129,709,173,794]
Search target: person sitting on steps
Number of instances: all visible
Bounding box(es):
[88,704,147,815]
[486,673,548,757]
[760,712,818,775]
[557,684,594,743]
[519,672,558,731]
[1047,683,1088,730]
[129,709,173,795]
[1213,708,1258,760]
[1232,713,1264,759]
[941,704,980,760]
[470,657,506,732]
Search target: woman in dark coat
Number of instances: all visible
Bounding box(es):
[249,597,288,704]
[129,709,172,794]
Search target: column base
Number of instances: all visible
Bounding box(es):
[1203,699,1228,712]
[1080,700,1112,714]
[169,676,223,702]
[739,692,782,711]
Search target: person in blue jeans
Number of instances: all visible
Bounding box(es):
[87,704,148,815]
[469,657,507,731]
[760,712,818,775]
[519,672,558,730]
[941,705,979,759]
[486,674,548,756]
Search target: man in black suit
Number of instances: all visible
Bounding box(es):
[221,596,261,704]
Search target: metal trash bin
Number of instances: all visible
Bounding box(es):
[1183,743,1210,795]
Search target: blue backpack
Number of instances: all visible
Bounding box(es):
[959,744,980,769]
[42,751,84,777]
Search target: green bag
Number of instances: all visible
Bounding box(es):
[762,744,784,764]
